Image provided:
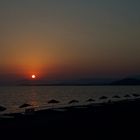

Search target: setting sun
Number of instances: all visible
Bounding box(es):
[32,75,36,79]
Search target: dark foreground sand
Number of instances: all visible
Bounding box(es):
[1,98,140,138]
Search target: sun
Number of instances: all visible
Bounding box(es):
[31,75,36,79]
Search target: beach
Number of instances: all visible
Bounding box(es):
[0,86,140,138]
[0,98,140,139]
[1,98,140,137]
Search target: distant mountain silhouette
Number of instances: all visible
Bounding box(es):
[17,79,48,86]
[14,77,140,86]
[17,78,112,86]
[111,78,140,85]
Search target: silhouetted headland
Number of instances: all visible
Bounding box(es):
[110,78,140,85]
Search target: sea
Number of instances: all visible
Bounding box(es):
[0,86,140,114]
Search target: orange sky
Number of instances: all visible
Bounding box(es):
[0,0,140,81]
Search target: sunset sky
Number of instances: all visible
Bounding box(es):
[0,0,140,82]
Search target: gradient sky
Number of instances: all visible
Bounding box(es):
[0,0,140,81]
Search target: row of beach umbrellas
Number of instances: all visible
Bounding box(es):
[19,93,140,108]
[0,93,140,111]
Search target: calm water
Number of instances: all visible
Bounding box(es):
[0,86,140,113]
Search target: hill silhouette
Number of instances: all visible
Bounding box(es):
[111,78,140,85]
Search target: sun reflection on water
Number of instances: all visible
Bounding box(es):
[28,87,40,107]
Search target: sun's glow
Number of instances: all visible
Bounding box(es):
[32,75,36,79]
